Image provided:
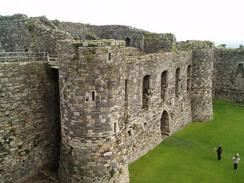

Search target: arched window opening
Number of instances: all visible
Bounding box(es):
[142,75,150,109]
[125,37,131,47]
[235,63,244,77]
[187,65,192,92]
[161,71,168,102]
[175,68,181,97]
[161,110,170,136]
[234,63,244,90]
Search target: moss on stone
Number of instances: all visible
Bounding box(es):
[171,42,178,53]
[177,40,214,51]
[72,42,83,48]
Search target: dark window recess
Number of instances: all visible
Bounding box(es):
[92,91,95,101]
[114,123,117,133]
[142,75,150,109]
[125,37,131,47]
[175,68,180,97]
[161,71,168,101]
[125,79,128,106]
[187,65,192,92]
[236,63,244,77]
[108,53,111,60]
[161,110,170,136]
[187,79,191,91]
[128,130,132,136]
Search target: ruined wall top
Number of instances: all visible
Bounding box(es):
[74,39,125,48]
[0,14,179,54]
[0,14,72,52]
[54,19,176,52]
[215,48,244,55]
[177,40,215,51]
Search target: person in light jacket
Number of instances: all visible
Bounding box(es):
[233,153,240,170]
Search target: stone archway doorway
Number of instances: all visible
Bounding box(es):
[161,110,170,136]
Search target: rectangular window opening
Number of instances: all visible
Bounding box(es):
[92,91,95,101]
[125,79,128,105]
[114,122,117,133]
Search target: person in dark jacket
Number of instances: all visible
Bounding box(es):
[214,145,222,160]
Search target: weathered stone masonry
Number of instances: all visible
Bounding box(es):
[57,39,213,182]
[0,61,60,183]
[125,50,193,162]
[214,49,244,103]
[0,14,219,183]
[191,49,214,121]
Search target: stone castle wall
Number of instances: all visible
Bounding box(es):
[177,41,215,121]
[0,61,60,183]
[0,14,218,183]
[191,49,214,121]
[214,49,244,102]
[125,51,192,162]
[57,39,212,182]
[0,14,71,53]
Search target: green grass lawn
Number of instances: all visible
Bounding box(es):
[129,100,244,183]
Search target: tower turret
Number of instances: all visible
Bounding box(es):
[191,48,214,121]
[58,39,129,183]
[177,40,214,121]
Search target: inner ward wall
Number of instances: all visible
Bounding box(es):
[125,51,193,163]
[0,61,60,183]
[214,49,244,102]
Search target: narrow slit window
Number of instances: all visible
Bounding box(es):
[161,71,168,102]
[108,53,111,60]
[175,68,180,97]
[92,91,95,101]
[125,79,128,106]
[187,65,192,92]
[114,122,117,133]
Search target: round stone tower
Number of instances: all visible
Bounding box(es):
[58,39,129,183]
[191,48,214,121]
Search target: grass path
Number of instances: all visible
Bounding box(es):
[129,100,244,183]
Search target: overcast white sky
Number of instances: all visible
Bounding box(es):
[1,0,244,42]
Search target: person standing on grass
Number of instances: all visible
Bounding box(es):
[232,153,240,170]
[214,145,222,160]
